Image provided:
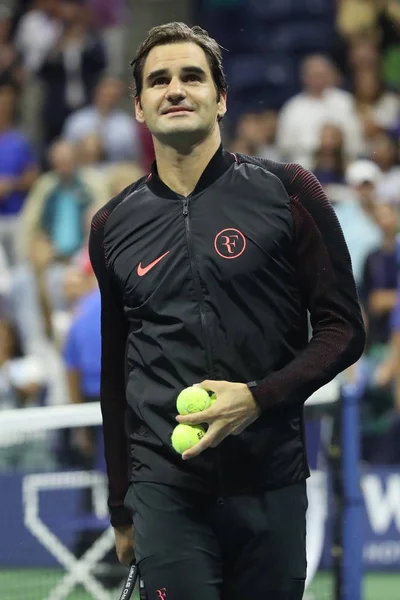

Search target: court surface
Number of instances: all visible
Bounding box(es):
[0,569,399,599]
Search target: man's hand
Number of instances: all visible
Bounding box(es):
[114,524,135,566]
[176,380,261,460]
[30,236,55,271]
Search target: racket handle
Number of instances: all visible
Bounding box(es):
[118,561,139,600]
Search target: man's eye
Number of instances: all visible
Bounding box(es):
[186,75,201,82]
[153,78,168,86]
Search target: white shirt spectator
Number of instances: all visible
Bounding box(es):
[370,92,400,130]
[14,8,61,73]
[277,88,364,169]
[334,160,383,285]
[63,106,140,163]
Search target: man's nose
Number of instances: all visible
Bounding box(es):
[166,77,186,102]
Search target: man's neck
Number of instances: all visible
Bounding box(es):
[97,105,112,117]
[154,130,222,197]
[307,89,325,100]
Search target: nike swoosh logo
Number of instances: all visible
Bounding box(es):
[137,251,170,277]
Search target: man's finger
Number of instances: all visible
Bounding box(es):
[197,379,221,393]
[176,405,216,425]
[181,423,221,460]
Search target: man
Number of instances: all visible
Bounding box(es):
[63,75,142,163]
[276,54,363,169]
[0,83,38,216]
[89,22,365,600]
[335,159,382,286]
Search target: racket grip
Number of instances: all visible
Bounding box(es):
[118,561,139,600]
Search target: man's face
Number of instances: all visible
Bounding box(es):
[356,181,375,207]
[50,142,76,179]
[135,42,226,146]
[302,58,333,95]
[96,77,123,110]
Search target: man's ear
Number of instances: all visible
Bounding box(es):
[217,91,227,120]
[135,96,145,124]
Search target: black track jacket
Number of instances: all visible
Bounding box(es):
[89,146,365,527]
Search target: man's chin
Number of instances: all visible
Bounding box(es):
[155,125,207,145]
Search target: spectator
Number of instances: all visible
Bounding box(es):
[366,295,400,464]
[0,83,38,215]
[353,69,400,142]
[106,161,145,197]
[348,34,380,75]
[0,318,51,471]
[18,138,108,259]
[63,75,141,162]
[13,0,62,146]
[361,203,399,349]
[76,133,106,170]
[277,55,364,169]
[337,0,400,90]
[371,132,400,205]
[63,276,100,409]
[14,139,108,348]
[312,124,346,185]
[14,0,62,75]
[334,159,382,286]
[230,110,280,161]
[87,0,127,76]
[63,252,100,415]
[38,0,107,146]
[62,259,100,467]
[0,83,38,261]
[0,6,23,88]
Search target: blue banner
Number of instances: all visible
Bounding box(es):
[1,469,400,570]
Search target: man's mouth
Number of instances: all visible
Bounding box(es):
[163,107,193,114]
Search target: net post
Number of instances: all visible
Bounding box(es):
[340,379,364,600]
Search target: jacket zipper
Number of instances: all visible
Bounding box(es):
[182,197,214,375]
[182,197,224,506]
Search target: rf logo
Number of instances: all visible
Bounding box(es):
[156,588,167,599]
[214,228,246,259]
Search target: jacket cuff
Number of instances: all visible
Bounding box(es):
[247,379,279,412]
[110,505,133,528]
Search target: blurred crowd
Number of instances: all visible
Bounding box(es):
[0,0,400,471]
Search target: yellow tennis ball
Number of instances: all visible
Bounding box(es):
[171,424,206,454]
[176,386,213,415]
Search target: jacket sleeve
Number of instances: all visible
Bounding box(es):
[249,163,366,411]
[89,206,132,527]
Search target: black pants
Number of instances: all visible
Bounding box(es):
[125,481,307,600]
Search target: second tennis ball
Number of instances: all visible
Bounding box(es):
[171,424,206,454]
[176,386,216,415]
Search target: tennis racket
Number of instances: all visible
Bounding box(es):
[118,561,139,600]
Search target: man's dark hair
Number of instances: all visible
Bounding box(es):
[130,22,227,101]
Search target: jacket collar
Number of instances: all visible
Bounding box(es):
[146,144,236,200]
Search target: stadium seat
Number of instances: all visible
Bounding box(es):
[253,22,335,54]
[226,54,298,92]
[248,0,334,22]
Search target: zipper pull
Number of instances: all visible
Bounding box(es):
[182,198,188,216]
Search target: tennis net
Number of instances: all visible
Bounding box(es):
[0,402,132,600]
[0,387,340,600]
